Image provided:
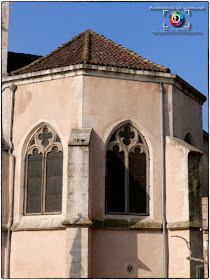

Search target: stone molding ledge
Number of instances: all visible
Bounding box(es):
[92,218,162,230]
[167,220,202,230]
[10,219,66,232]
[69,128,92,146]
[2,64,206,105]
[3,219,203,232]
[62,217,93,227]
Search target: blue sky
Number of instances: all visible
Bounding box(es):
[8,1,208,131]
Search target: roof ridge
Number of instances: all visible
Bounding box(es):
[11,29,89,75]
[83,30,92,64]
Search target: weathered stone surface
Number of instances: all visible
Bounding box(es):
[189,229,203,278]
[188,153,202,223]
[10,219,66,231]
[69,128,92,146]
[66,128,92,278]
[167,220,202,230]
[92,218,162,230]
[62,217,92,226]
[202,197,208,230]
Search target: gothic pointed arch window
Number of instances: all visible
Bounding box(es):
[106,123,149,215]
[24,125,63,214]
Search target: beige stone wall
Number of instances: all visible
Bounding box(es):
[202,197,208,230]
[8,76,82,221]
[2,150,11,225]
[165,137,189,223]
[172,85,203,150]
[2,87,11,142]
[1,72,205,278]
[91,229,163,278]
[66,227,90,278]
[2,76,82,278]
[10,230,66,278]
[1,2,9,75]
[168,229,190,278]
[83,76,163,221]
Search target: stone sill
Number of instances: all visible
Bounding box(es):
[10,219,66,231]
[2,219,204,232]
[92,218,162,230]
[62,217,93,227]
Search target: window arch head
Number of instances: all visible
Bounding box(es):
[24,125,63,215]
[106,123,149,215]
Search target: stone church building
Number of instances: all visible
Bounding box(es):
[1,3,208,278]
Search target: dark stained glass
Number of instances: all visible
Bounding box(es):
[129,147,146,213]
[26,148,43,213]
[38,127,53,147]
[119,125,134,146]
[45,146,63,212]
[106,145,125,213]
[110,133,115,142]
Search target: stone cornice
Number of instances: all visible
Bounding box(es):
[3,219,204,231]
[167,221,202,230]
[69,128,92,146]
[62,217,93,227]
[2,64,206,105]
[92,218,162,230]
[10,219,66,232]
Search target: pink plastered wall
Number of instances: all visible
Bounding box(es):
[91,229,163,278]
[10,230,66,278]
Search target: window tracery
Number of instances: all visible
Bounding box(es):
[24,125,63,214]
[106,123,149,215]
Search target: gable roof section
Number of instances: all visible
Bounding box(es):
[11,29,170,75]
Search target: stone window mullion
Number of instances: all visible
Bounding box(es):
[42,151,47,214]
[125,153,129,214]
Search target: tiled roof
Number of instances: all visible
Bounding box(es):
[7,52,42,74]
[11,29,170,75]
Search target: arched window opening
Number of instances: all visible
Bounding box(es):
[106,124,149,215]
[24,125,63,215]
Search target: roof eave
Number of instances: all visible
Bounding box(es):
[2,64,206,105]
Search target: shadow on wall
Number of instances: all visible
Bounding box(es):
[90,129,153,278]
[69,213,84,278]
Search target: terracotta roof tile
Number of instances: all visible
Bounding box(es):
[11,29,170,75]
